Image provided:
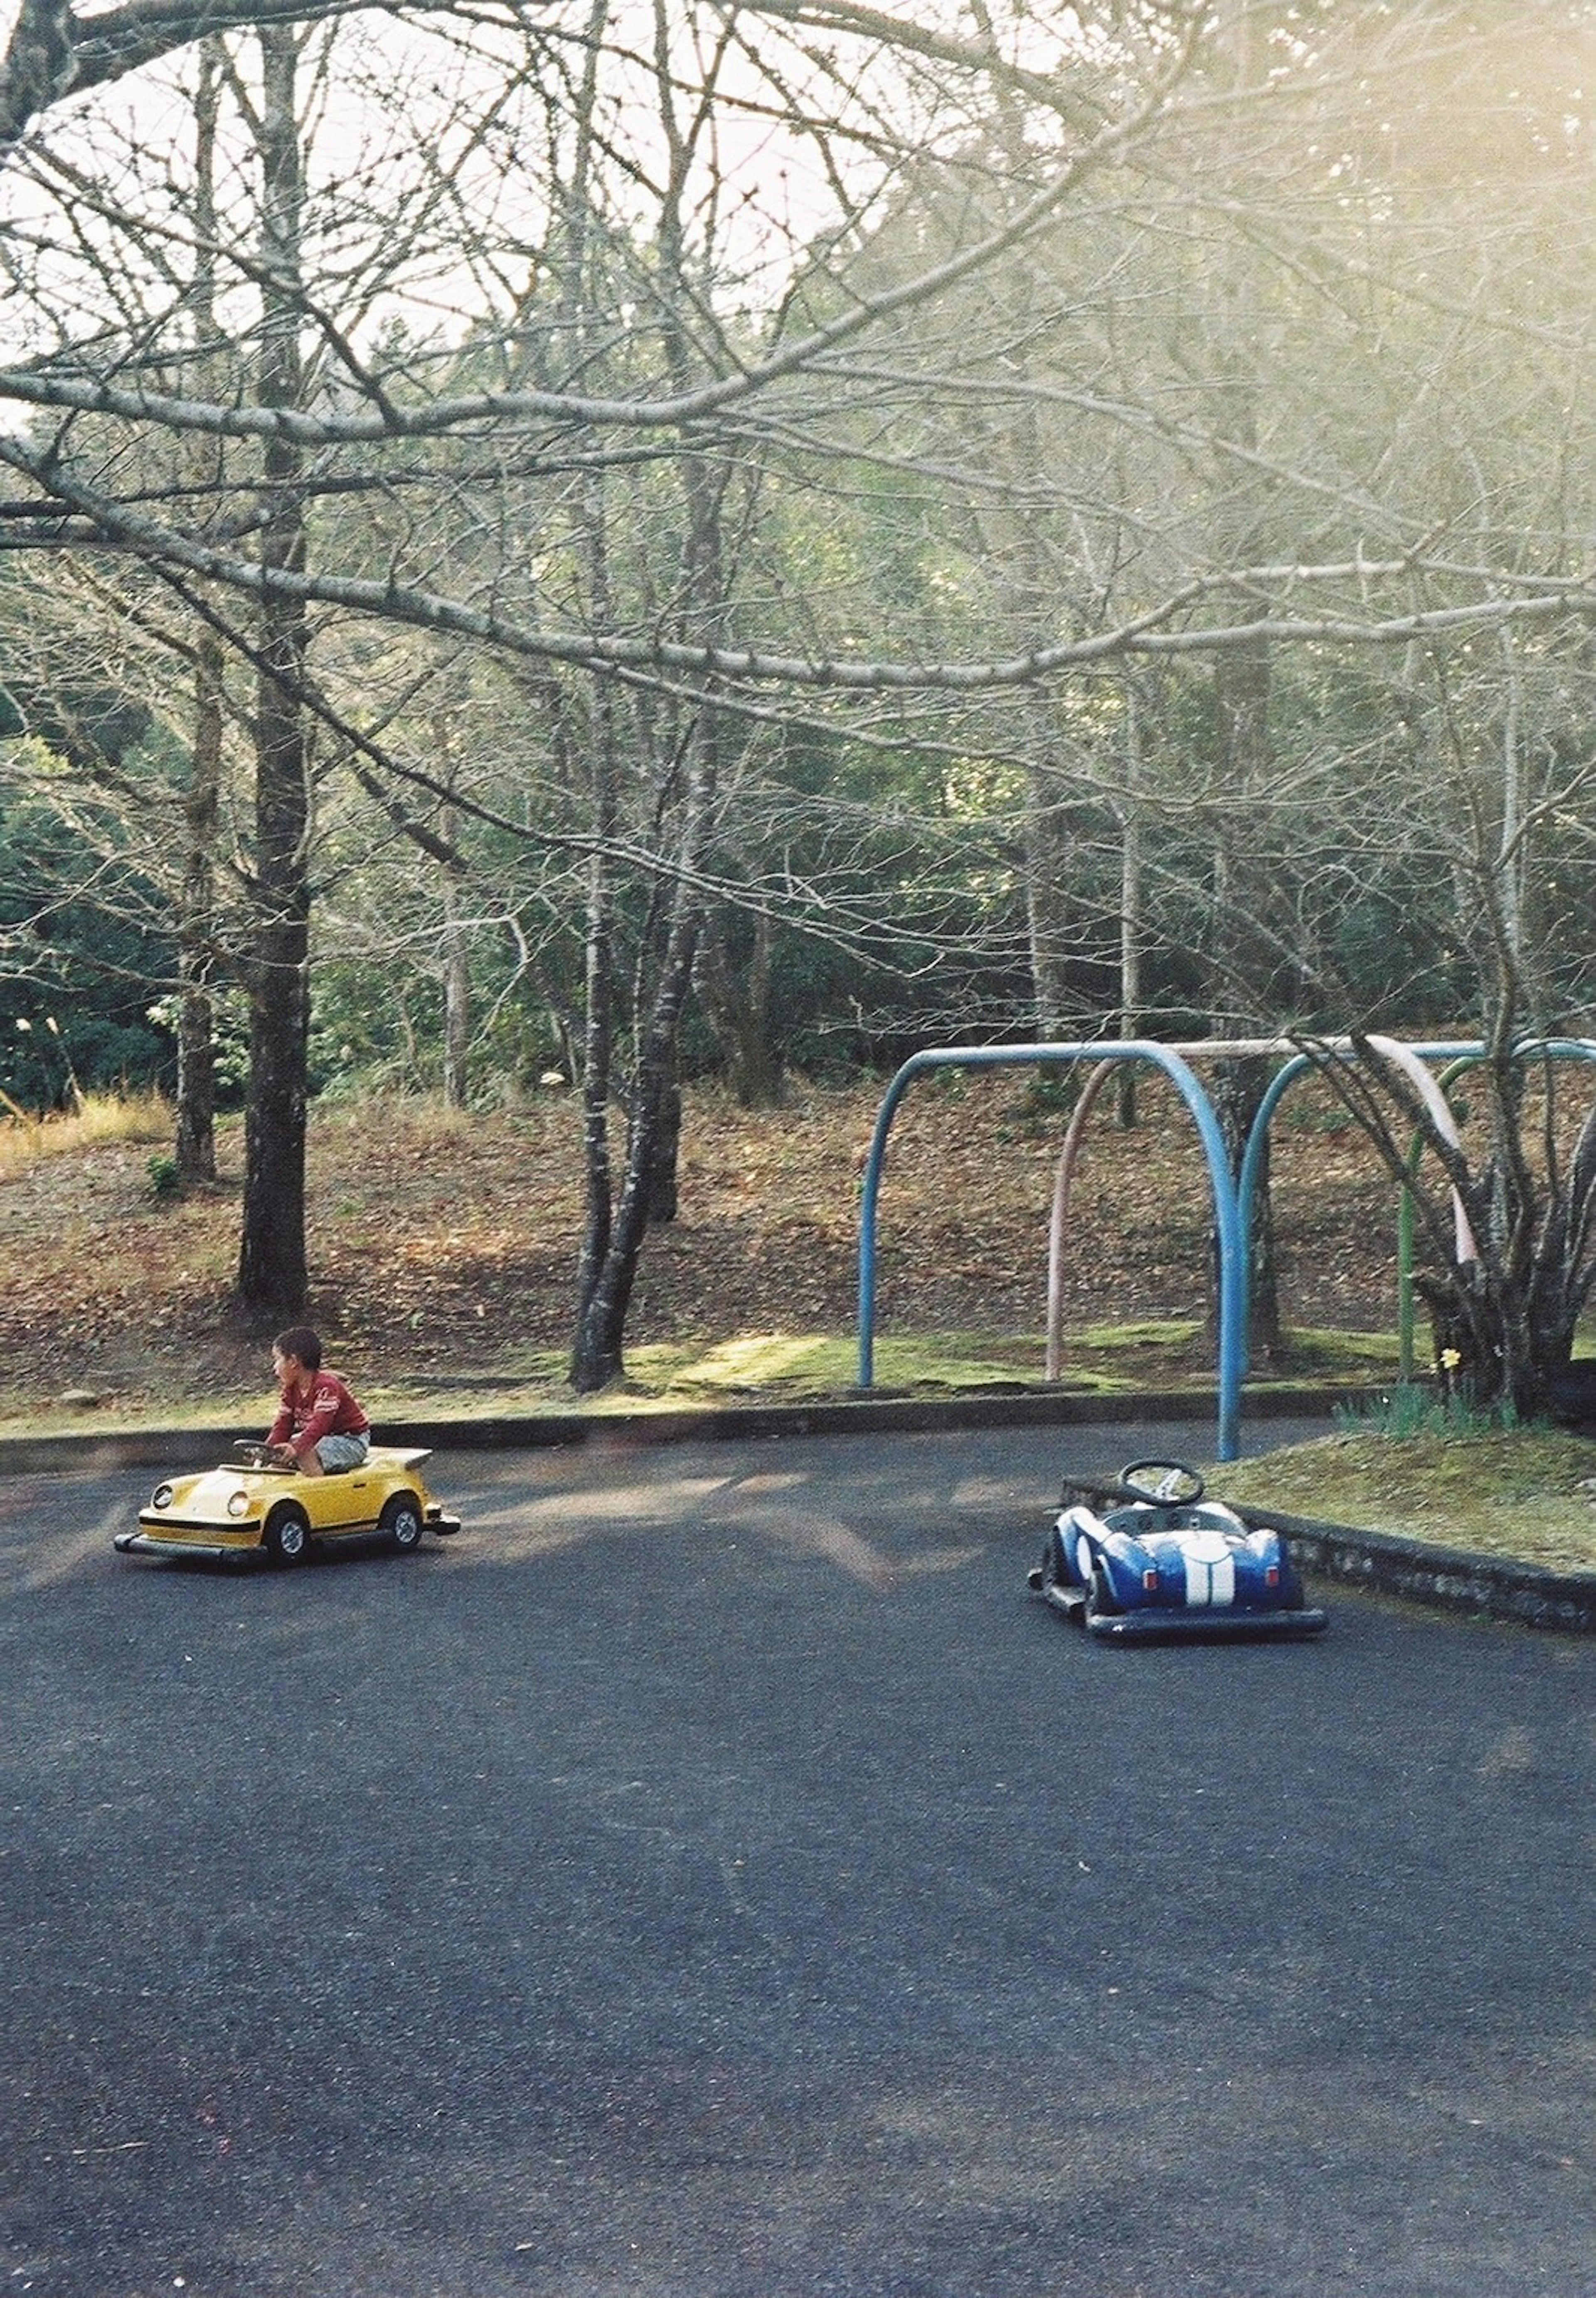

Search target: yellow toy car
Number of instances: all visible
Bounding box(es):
[115,1444,462,1567]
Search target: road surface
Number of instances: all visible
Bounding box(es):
[2,1419,1593,2296]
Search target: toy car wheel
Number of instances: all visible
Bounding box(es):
[1087,1563,1121,1620]
[379,1493,424,1552]
[263,1503,311,1567]
[1040,1525,1070,1595]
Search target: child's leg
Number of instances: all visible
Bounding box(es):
[315,1432,370,1474]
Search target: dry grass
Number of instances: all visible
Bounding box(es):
[0,1088,173,1180]
[0,1070,1461,1430]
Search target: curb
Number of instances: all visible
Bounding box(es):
[1252,1508,1596,1637]
[0,1381,1348,1479]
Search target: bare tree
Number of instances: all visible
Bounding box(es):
[6,0,1596,1397]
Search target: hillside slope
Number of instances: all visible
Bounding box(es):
[0,1072,1403,1425]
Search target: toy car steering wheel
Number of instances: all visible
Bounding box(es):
[1116,1458,1205,1505]
[233,1441,290,1470]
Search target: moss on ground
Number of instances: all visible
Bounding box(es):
[1214,1426,1596,1575]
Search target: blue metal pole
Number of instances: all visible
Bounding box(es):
[859,1034,1596,1459]
[857,1042,1247,1458]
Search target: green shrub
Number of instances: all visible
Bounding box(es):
[146,1151,180,1202]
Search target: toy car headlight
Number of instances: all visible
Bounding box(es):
[227,1489,251,1518]
[151,1483,173,1510]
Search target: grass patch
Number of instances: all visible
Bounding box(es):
[0,1386,271,1441]
[1071,1318,1202,1352]
[1214,1427,1596,1575]
[0,1088,172,1179]
[537,1334,1085,1404]
[1264,1328,1403,1378]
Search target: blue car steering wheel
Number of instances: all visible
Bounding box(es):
[1117,1458,1205,1506]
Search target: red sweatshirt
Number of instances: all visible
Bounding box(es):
[267,1370,371,1461]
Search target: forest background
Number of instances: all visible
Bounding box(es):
[4,0,1596,1421]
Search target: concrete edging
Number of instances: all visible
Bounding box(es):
[1255,1508,1596,1636]
[0,1382,1345,1479]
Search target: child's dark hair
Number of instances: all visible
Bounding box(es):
[274,1325,323,1370]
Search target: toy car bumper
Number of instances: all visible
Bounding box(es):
[115,1527,261,1564]
[1086,1601,1328,1642]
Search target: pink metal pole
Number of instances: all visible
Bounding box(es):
[1045,1059,1117,1382]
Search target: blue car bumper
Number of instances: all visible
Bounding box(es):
[1086,1600,1328,1642]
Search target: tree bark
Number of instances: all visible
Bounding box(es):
[1116,677,1145,1130]
[175,42,223,1189]
[1211,1052,1280,1362]
[176,630,222,1185]
[1210,637,1281,1359]
[1022,754,1076,1041]
[696,904,782,1107]
[236,21,310,1320]
[569,887,702,1389]
[440,807,470,1109]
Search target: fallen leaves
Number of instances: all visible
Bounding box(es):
[0,1075,1405,1415]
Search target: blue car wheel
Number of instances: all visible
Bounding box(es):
[1088,1563,1121,1621]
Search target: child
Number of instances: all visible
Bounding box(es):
[264,1326,372,1476]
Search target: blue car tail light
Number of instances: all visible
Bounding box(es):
[1143,1566,1159,1591]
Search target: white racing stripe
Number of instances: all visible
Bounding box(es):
[1185,1543,1236,1606]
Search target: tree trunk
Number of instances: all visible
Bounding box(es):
[569,494,620,1361]
[1210,633,1281,1359]
[440,807,470,1109]
[239,606,310,1317]
[567,60,728,1388]
[174,40,222,1188]
[1116,677,1145,1131]
[569,520,717,1389]
[696,905,782,1107]
[569,892,701,1389]
[1023,750,1076,1041]
[175,629,221,1185]
[441,912,470,1108]
[1212,1053,1280,1362]
[644,1070,681,1224]
[236,21,309,1321]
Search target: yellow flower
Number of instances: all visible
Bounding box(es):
[1440,1347,1462,1371]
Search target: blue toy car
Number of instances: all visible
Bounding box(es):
[1028,1458,1327,1642]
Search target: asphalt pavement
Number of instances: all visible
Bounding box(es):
[3,1416,1594,2297]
